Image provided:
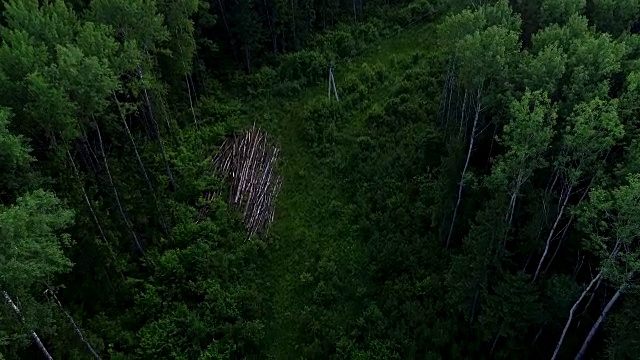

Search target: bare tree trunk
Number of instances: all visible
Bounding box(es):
[2,291,54,360]
[506,172,524,227]
[543,180,594,274]
[533,183,572,281]
[458,90,468,139]
[113,93,169,238]
[95,122,144,254]
[331,69,340,102]
[447,87,481,249]
[185,74,198,128]
[138,66,176,191]
[67,150,123,277]
[575,287,623,360]
[291,0,297,47]
[551,272,602,360]
[46,289,101,360]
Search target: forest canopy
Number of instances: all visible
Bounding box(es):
[2,0,640,359]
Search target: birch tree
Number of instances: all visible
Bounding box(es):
[441,21,521,247]
[0,190,74,358]
[486,90,555,229]
[533,98,623,280]
[558,174,640,358]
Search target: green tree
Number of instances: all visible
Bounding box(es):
[589,0,640,36]
[0,190,74,358]
[539,0,585,26]
[488,90,555,228]
[533,98,623,281]
[570,174,640,358]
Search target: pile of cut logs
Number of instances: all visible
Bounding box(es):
[199,125,281,239]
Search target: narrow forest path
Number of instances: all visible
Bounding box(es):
[249,24,436,357]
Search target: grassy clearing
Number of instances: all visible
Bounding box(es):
[247,22,438,357]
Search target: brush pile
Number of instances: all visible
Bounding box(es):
[200,125,282,239]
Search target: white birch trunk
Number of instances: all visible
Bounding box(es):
[447,87,481,248]
[574,287,623,360]
[47,290,101,360]
[95,122,144,253]
[551,272,602,360]
[2,291,54,360]
[533,184,572,281]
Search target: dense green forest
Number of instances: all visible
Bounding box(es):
[4,0,640,358]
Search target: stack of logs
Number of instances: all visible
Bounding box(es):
[199,125,282,239]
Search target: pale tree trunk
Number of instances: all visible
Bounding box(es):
[176,43,198,129]
[575,287,623,360]
[551,272,602,360]
[113,93,169,238]
[67,150,123,278]
[506,172,525,227]
[2,291,54,360]
[291,0,297,47]
[552,242,621,359]
[533,182,572,281]
[447,87,481,249]
[138,65,176,191]
[186,74,198,128]
[46,289,101,360]
[95,122,145,254]
[438,62,455,128]
[543,179,594,274]
[458,90,468,139]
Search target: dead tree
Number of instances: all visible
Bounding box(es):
[202,125,282,238]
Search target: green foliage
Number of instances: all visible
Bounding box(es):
[3,1,640,359]
[277,50,329,85]
[0,190,73,356]
[589,0,640,36]
[0,190,74,292]
[540,0,585,26]
[486,90,555,193]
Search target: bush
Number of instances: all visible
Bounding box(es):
[277,50,329,85]
[241,66,278,96]
[303,101,345,156]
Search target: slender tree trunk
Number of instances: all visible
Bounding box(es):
[551,272,602,360]
[533,183,572,281]
[506,173,524,227]
[95,122,144,254]
[352,0,357,21]
[578,276,603,323]
[67,150,122,276]
[113,93,169,238]
[331,69,340,101]
[46,289,101,360]
[2,291,54,360]
[291,0,297,47]
[575,287,623,360]
[458,90,468,139]
[447,87,480,249]
[490,324,503,356]
[543,178,594,274]
[138,66,176,190]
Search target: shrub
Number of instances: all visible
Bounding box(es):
[303,101,345,156]
[277,50,329,85]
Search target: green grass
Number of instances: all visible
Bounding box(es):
[246,22,439,358]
